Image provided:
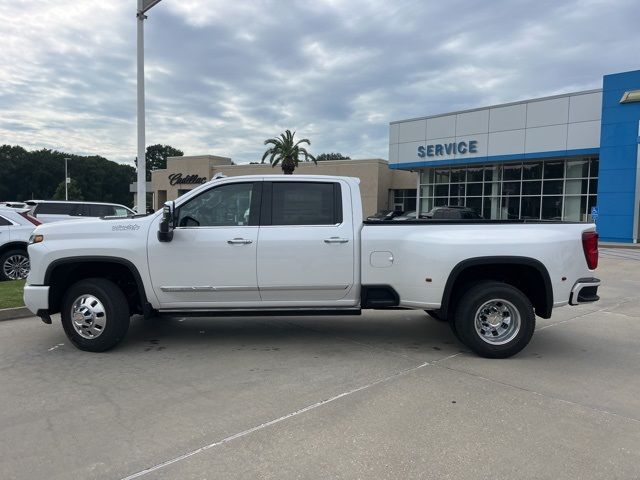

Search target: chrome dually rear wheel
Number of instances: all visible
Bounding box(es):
[454,281,535,358]
[474,299,521,345]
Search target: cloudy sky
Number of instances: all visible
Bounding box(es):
[1,0,638,165]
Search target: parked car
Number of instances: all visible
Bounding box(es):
[25,175,600,358]
[366,210,405,221]
[423,206,482,220]
[393,207,482,221]
[0,207,41,280]
[25,201,134,223]
[391,211,430,221]
[0,202,28,209]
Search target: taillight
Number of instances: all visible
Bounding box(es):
[19,211,42,226]
[582,231,598,270]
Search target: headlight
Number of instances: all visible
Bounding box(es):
[29,234,44,244]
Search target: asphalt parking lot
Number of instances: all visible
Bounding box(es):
[1,249,639,480]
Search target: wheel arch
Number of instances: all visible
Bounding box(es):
[44,256,151,316]
[0,241,29,256]
[440,256,554,319]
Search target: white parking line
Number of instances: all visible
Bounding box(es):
[47,343,64,351]
[120,360,431,480]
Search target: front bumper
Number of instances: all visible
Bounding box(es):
[569,277,601,305]
[23,285,50,314]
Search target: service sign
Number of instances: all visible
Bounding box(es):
[418,139,478,158]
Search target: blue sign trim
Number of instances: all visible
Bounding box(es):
[389,148,600,170]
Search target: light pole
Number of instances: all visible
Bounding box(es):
[64,157,70,200]
[136,0,162,213]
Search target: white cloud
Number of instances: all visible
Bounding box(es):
[0,0,638,165]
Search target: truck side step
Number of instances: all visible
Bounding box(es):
[157,309,362,317]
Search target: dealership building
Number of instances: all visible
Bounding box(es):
[388,69,640,243]
[139,156,417,218]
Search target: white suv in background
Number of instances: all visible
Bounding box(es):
[0,207,41,280]
[26,201,134,223]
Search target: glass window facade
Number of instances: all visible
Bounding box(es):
[418,156,598,221]
[390,189,417,212]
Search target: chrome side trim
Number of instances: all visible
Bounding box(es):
[160,286,258,293]
[259,285,350,291]
[160,285,350,293]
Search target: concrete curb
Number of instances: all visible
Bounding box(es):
[0,306,33,322]
[600,243,640,250]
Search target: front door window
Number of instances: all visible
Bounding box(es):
[177,183,255,227]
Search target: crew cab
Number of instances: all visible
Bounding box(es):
[24,175,600,358]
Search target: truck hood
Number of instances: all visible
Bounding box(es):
[33,214,158,240]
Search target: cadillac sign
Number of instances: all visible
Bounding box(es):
[168,173,207,186]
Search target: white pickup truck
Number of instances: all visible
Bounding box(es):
[24,175,600,358]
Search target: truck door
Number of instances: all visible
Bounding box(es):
[256,180,357,304]
[147,181,262,308]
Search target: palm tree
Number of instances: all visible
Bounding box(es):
[261,130,316,175]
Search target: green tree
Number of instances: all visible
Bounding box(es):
[135,144,183,180]
[0,144,135,205]
[260,130,316,175]
[52,179,84,201]
[316,152,350,161]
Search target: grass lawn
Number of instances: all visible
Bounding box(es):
[0,279,26,309]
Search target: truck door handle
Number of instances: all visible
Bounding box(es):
[324,237,349,244]
[227,238,253,245]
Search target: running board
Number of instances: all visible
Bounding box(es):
[157,309,362,318]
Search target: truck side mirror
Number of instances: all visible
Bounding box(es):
[157,201,176,242]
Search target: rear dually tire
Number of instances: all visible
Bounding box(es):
[454,281,535,359]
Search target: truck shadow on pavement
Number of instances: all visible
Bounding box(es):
[117,311,464,357]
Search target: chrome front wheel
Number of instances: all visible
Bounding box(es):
[71,295,107,339]
[61,278,130,352]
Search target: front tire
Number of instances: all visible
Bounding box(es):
[454,281,535,359]
[0,249,30,281]
[61,278,131,352]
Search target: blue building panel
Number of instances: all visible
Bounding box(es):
[596,169,636,195]
[600,123,639,147]
[598,214,635,243]
[388,148,599,170]
[597,70,640,243]
[597,191,636,218]
[600,69,640,91]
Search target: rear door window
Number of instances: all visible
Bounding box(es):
[0,215,12,226]
[268,182,342,225]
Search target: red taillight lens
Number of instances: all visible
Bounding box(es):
[582,231,598,270]
[19,211,42,226]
